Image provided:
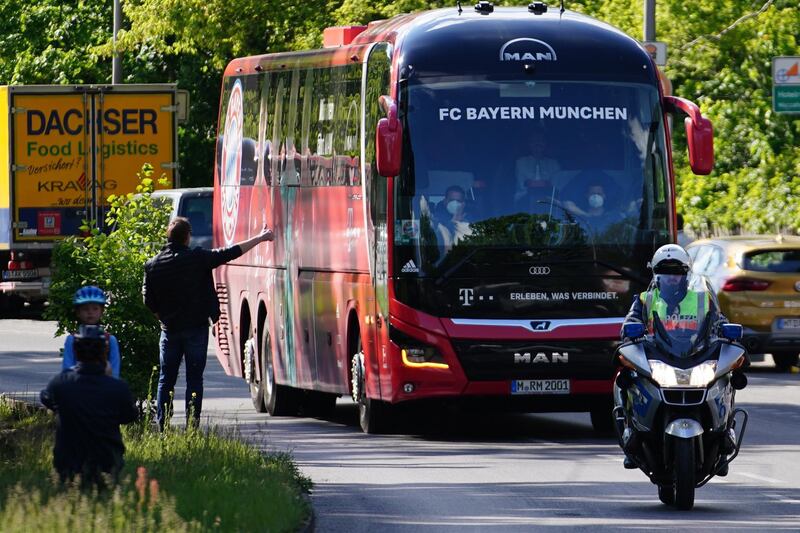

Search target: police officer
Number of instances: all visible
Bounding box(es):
[619,244,729,471]
[622,244,721,335]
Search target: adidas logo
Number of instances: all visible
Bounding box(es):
[401,259,419,273]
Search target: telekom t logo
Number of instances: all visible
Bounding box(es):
[459,288,474,306]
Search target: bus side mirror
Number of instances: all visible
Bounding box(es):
[376,96,402,177]
[664,95,714,175]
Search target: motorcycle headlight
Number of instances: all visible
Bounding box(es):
[648,360,717,388]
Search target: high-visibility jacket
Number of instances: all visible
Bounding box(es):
[639,288,710,331]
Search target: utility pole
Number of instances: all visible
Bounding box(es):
[643,0,656,41]
[112,0,122,84]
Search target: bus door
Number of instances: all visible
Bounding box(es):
[363,43,392,397]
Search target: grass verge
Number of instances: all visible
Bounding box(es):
[0,396,311,532]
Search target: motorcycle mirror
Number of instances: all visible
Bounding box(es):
[721,323,743,341]
[622,322,645,340]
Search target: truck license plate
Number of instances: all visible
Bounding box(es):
[2,269,38,281]
[776,318,800,331]
[511,379,570,395]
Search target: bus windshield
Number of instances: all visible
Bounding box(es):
[395,78,671,280]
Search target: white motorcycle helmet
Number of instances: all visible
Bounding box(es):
[650,244,692,305]
[650,244,692,275]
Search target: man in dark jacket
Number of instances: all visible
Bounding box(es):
[143,217,273,430]
[40,325,139,487]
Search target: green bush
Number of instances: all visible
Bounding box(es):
[0,397,311,532]
[44,164,172,400]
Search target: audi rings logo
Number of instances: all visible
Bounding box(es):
[528,266,551,275]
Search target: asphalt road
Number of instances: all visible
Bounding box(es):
[2,319,799,531]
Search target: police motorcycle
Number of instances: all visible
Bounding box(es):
[613,272,749,510]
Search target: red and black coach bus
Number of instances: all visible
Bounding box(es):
[212,5,714,432]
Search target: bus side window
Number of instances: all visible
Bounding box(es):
[258,72,272,186]
[282,69,301,186]
[240,74,260,187]
[270,75,286,185]
[298,69,314,187]
[311,68,334,187]
[334,63,362,187]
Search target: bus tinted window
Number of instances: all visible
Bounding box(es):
[395,79,670,275]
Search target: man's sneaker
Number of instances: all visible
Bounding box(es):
[623,455,637,469]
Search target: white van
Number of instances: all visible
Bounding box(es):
[150,188,213,249]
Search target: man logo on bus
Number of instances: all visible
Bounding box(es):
[220,80,244,246]
[499,38,557,62]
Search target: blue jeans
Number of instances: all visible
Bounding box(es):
[156,326,209,430]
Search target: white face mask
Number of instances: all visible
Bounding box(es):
[446,200,464,215]
[588,194,604,208]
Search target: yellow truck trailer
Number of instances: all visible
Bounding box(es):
[0,84,178,313]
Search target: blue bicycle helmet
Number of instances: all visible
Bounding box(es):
[73,285,107,306]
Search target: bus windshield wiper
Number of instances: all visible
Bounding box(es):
[434,248,482,287]
[594,260,649,285]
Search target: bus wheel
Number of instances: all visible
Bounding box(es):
[262,331,299,416]
[350,342,389,434]
[590,402,615,435]
[244,337,266,413]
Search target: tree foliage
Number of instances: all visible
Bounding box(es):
[570,0,800,234]
[44,165,171,400]
[1,0,798,233]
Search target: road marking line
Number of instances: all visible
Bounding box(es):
[737,471,784,484]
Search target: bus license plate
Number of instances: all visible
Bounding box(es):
[776,318,800,331]
[511,379,570,395]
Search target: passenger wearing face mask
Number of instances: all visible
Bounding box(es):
[562,170,624,221]
[436,185,473,252]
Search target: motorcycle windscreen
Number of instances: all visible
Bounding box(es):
[646,272,718,358]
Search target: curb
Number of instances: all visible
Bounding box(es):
[298,492,315,533]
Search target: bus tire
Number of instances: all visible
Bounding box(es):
[262,331,299,416]
[245,337,266,413]
[351,340,389,434]
[590,402,615,435]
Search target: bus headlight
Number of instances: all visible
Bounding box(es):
[401,347,449,369]
[391,326,449,369]
[648,360,717,388]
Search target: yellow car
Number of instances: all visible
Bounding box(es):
[686,235,800,371]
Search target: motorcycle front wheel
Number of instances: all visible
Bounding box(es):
[657,484,675,506]
[674,438,696,510]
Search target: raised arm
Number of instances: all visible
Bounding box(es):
[236,225,274,255]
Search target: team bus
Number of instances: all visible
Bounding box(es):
[212,4,714,433]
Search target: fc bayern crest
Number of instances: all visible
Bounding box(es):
[220,80,244,246]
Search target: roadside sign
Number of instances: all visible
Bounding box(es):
[773,85,800,114]
[772,56,800,114]
[642,41,667,66]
